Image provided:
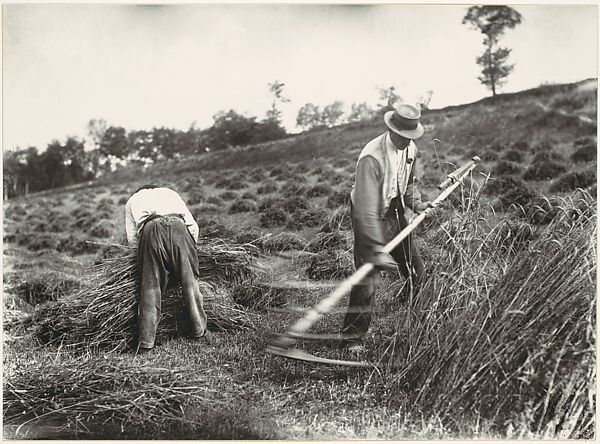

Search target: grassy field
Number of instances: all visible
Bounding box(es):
[3,79,597,439]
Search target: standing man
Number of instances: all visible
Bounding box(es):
[125,184,207,353]
[342,103,434,352]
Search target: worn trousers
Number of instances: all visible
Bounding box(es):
[137,215,207,349]
[342,200,425,337]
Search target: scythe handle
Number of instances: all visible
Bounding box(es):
[437,156,481,190]
[271,157,480,350]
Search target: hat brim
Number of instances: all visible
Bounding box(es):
[384,111,424,140]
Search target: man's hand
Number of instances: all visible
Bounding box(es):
[413,201,437,215]
[370,247,397,271]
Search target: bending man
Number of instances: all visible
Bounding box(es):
[125,184,207,353]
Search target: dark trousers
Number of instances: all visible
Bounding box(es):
[342,200,424,337]
[137,215,207,349]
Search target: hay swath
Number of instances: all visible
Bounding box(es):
[266,157,481,367]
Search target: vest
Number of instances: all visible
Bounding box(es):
[350,132,416,218]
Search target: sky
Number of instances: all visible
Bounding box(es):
[2,2,598,151]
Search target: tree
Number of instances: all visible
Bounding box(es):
[296,103,324,131]
[463,5,523,96]
[321,101,345,127]
[377,85,403,110]
[266,80,290,124]
[347,102,375,123]
[100,126,129,159]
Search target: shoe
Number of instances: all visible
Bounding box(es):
[136,346,153,355]
[345,340,365,354]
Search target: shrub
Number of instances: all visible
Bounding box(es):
[57,235,100,255]
[571,145,596,163]
[241,191,257,201]
[285,208,327,230]
[281,181,307,198]
[247,168,266,182]
[532,150,564,163]
[229,199,257,214]
[305,250,353,280]
[259,207,288,228]
[117,196,128,205]
[219,191,238,201]
[258,196,280,212]
[306,183,333,198]
[486,177,538,208]
[549,170,597,192]
[192,202,221,214]
[573,136,595,149]
[206,195,224,206]
[483,151,499,161]
[293,163,310,174]
[281,196,309,213]
[257,180,278,195]
[502,149,523,163]
[326,190,351,209]
[195,217,234,238]
[187,189,206,205]
[511,140,529,152]
[89,220,114,239]
[522,160,566,181]
[493,160,522,177]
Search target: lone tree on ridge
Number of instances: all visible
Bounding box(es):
[463,5,523,97]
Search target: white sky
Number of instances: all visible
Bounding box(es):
[2,3,598,151]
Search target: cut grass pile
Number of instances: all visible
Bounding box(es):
[26,240,259,350]
[3,356,215,438]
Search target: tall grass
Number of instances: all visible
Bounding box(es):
[379,183,595,438]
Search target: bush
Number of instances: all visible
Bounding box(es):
[195,217,234,238]
[281,196,309,213]
[571,145,596,163]
[57,235,100,255]
[89,220,114,239]
[117,196,128,205]
[483,151,499,162]
[219,191,238,201]
[206,195,225,206]
[511,141,530,151]
[532,150,564,163]
[549,170,597,192]
[493,160,522,177]
[281,181,307,198]
[247,168,266,182]
[257,180,278,195]
[187,189,206,205]
[486,177,538,208]
[259,207,288,228]
[258,196,280,212]
[306,183,333,198]
[241,191,257,201]
[326,190,351,209]
[502,149,523,163]
[522,160,567,181]
[285,208,327,230]
[229,199,257,214]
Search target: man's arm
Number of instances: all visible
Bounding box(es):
[182,206,199,243]
[124,201,138,247]
[352,156,386,251]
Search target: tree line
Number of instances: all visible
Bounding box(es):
[5,4,523,198]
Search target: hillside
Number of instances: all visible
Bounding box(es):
[3,79,597,439]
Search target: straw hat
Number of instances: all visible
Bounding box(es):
[384,103,424,139]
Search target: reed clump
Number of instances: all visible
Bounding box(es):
[380,188,596,438]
